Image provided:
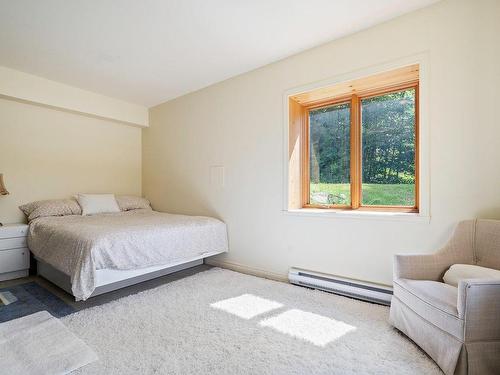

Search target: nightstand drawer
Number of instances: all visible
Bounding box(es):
[0,247,29,273]
[0,237,27,250]
[0,225,29,239]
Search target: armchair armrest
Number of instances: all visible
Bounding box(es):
[393,252,454,281]
[457,279,500,341]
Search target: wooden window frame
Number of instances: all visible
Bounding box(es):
[300,82,419,213]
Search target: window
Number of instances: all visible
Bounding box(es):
[288,65,419,212]
[309,102,351,206]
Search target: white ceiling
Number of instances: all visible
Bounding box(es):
[0,0,438,107]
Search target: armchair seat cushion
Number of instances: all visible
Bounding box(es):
[393,279,464,340]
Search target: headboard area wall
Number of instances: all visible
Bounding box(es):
[0,97,142,224]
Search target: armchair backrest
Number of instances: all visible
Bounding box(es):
[446,219,500,271]
[475,219,500,270]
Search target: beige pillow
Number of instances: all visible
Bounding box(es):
[19,199,82,221]
[77,193,121,216]
[115,195,151,211]
[443,264,500,287]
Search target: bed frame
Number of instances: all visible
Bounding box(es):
[36,250,224,299]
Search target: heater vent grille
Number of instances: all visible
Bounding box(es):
[289,268,393,306]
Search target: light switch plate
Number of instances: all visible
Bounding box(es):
[209,165,225,188]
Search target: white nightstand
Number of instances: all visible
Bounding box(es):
[0,223,29,281]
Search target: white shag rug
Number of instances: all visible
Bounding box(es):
[63,268,441,375]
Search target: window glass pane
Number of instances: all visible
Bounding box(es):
[309,103,351,206]
[361,88,416,206]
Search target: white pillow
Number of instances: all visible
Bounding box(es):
[443,264,500,287]
[77,194,121,216]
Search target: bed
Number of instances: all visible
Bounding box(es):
[27,209,228,301]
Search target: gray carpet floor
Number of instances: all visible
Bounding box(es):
[0,264,212,312]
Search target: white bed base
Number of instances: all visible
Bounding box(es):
[36,250,225,299]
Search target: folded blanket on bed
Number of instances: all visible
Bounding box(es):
[28,209,228,300]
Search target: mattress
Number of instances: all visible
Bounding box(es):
[28,209,228,300]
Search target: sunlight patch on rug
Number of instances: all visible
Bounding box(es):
[259,309,356,347]
[210,293,283,319]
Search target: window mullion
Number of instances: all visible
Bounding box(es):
[350,94,361,209]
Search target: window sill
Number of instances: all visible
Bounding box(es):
[283,208,430,223]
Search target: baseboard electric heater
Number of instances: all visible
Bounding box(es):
[289,267,393,306]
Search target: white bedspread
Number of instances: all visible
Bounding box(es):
[28,209,228,300]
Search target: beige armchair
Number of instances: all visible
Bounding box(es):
[390,219,500,375]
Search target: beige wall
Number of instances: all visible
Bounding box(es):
[144,0,500,285]
[0,98,142,224]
